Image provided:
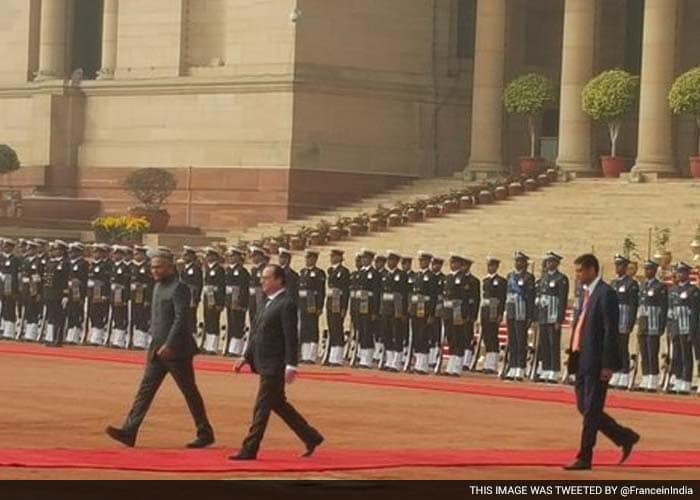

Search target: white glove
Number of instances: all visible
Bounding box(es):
[61,297,69,309]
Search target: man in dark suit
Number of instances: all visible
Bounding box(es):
[233,264,323,460]
[564,254,640,470]
[105,250,215,449]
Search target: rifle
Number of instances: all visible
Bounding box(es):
[470,322,483,372]
[528,322,542,381]
[81,297,91,345]
[433,321,447,375]
[15,299,26,341]
[402,319,414,372]
[661,333,673,393]
[103,302,114,347]
[37,303,48,342]
[125,299,133,350]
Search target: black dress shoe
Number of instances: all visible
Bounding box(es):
[186,434,215,449]
[563,459,591,471]
[105,425,136,447]
[620,431,640,464]
[301,435,324,458]
[229,452,257,461]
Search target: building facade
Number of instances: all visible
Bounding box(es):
[0,0,698,229]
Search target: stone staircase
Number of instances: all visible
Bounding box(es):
[233,179,700,279]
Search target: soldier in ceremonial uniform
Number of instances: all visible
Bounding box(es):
[399,256,416,369]
[428,256,446,368]
[480,257,507,374]
[18,241,44,341]
[43,240,70,347]
[379,251,409,372]
[460,257,481,371]
[371,253,388,363]
[180,246,203,340]
[410,251,440,374]
[130,246,153,350]
[440,254,471,376]
[298,249,326,364]
[609,254,640,388]
[504,251,536,381]
[356,249,381,368]
[535,252,569,383]
[278,248,299,301]
[87,244,112,345]
[636,260,668,392]
[109,246,132,349]
[666,262,698,394]
[201,247,226,354]
[348,252,363,352]
[35,239,49,269]
[0,239,21,339]
[326,248,350,366]
[224,247,250,357]
[247,246,267,332]
[65,242,89,345]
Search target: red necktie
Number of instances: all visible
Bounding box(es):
[571,289,591,352]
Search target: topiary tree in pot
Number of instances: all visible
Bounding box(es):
[123,168,177,232]
[669,67,700,178]
[0,144,20,175]
[503,73,558,176]
[582,69,640,178]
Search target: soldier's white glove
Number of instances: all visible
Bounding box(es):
[61,297,69,309]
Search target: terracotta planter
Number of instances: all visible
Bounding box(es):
[494,186,508,201]
[406,208,422,222]
[290,237,305,251]
[460,196,474,209]
[536,174,550,187]
[328,226,342,241]
[369,218,382,232]
[388,214,402,227]
[690,156,700,178]
[445,199,459,212]
[401,215,409,225]
[508,182,524,196]
[519,157,544,176]
[601,156,626,178]
[424,205,440,218]
[546,168,558,182]
[309,232,324,246]
[524,179,538,192]
[128,207,171,233]
[478,190,494,204]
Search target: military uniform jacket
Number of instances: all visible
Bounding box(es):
[535,271,569,325]
[68,257,89,303]
[111,260,131,306]
[610,274,639,334]
[356,266,382,317]
[327,264,350,315]
[442,270,480,323]
[225,263,250,311]
[43,257,69,302]
[0,253,21,297]
[21,255,44,300]
[349,268,361,315]
[433,271,446,318]
[283,266,300,301]
[298,266,326,315]
[180,261,203,307]
[130,260,153,306]
[481,274,507,324]
[637,278,668,336]
[380,267,409,318]
[249,263,265,310]
[410,268,440,319]
[88,259,112,303]
[506,270,536,322]
[667,282,700,337]
[203,262,226,308]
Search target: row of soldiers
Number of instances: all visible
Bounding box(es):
[1,237,698,395]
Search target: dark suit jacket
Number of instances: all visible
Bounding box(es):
[244,290,298,376]
[568,280,622,376]
[148,275,198,361]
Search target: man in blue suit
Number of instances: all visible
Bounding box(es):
[564,254,640,471]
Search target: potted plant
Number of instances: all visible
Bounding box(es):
[582,69,640,178]
[669,67,700,178]
[503,73,558,176]
[92,215,150,244]
[690,224,700,264]
[652,226,672,268]
[0,145,20,179]
[123,168,177,232]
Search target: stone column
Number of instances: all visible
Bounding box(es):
[466,0,507,177]
[97,0,119,80]
[557,0,597,175]
[35,0,69,81]
[634,0,679,176]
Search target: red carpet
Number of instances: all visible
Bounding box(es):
[0,448,698,473]
[3,343,700,418]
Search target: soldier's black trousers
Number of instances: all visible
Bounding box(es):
[445,318,467,357]
[326,312,345,347]
[113,304,129,330]
[539,323,562,372]
[411,316,429,354]
[638,334,660,375]
[358,315,374,349]
[204,306,221,336]
[370,316,382,345]
[427,318,441,349]
[463,320,475,354]
[46,300,66,345]
[2,296,17,322]
[617,332,631,372]
[66,299,85,329]
[89,300,109,329]
[671,335,694,382]
[381,316,407,352]
[300,311,320,344]
[481,321,500,353]
[23,296,42,324]
[692,330,700,370]
[132,303,150,332]
[227,308,247,340]
[507,319,528,369]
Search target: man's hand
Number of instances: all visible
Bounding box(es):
[157,344,176,361]
[234,360,247,374]
[600,368,613,383]
[285,366,297,384]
